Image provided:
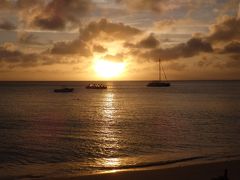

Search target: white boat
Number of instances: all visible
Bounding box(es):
[86,84,107,89]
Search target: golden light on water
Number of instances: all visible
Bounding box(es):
[95,92,123,170]
[94,59,125,78]
[102,158,121,168]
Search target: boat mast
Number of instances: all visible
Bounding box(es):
[159,58,161,81]
[162,63,168,82]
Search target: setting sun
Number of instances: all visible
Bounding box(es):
[94,59,125,78]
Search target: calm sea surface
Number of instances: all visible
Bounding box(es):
[0,81,239,179]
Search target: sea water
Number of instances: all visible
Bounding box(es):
[0,81,239,179]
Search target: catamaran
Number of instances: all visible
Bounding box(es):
[147,58,170,87]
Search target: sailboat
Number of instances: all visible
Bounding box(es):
[147,58,170,87]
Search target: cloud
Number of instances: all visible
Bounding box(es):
[131,37,213,61]
[79,18,142,41]
[207,16,240,43]
[0,42,89,68]
[116,0,210,13]
[33,15,66,30]
[31,0,94,30]
[0,20,16,30]
[222,41,240,53]
[46,19,141,56]
[93,44,107,53]
[125,34,159,49]
[103,53,124,62]
[50,40,92,56]
[0,0,94,30]
[0,43,40,66]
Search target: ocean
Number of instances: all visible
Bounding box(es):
[0,81,239,179]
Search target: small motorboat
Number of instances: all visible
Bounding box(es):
[86,84,107,89]
[54,88,74,93]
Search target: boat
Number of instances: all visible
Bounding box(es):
[147,58,170,87]
[54,88,74,93]
[86,83,107,89]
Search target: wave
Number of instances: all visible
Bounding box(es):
[97,156,206,170]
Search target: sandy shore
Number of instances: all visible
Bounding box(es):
[48,159,240,180]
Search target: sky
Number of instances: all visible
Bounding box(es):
[0,0,240,81]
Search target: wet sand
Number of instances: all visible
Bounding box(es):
[49,159,240,180]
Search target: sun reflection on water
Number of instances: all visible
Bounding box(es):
[102,158,121,168]
[103,92,115,119]
[96,92,123,169]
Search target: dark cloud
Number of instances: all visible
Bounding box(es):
[50,40,92,56]
[79,18,142,41]
[183,38,213,56]
[31,0,93,30]
[222,41,240,53]
[207,16,240,43]
[0,43,87,68]
[0,44,40,66]
[0,20,16,30]
[0,0,93,30]
[125,34,159,49]
[132,37,213,60]
[93,44,107,53]
[47,19,141,56]
[33,15,66,30]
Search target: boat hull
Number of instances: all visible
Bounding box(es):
[147,81,170,87]
[86,87,107,89]
[54,88,74,93]
[86,84,107,89]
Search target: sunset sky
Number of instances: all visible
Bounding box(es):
[0,0,239,81]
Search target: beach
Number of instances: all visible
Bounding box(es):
[54,160,240,180]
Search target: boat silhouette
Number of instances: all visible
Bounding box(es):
[86,84,107,89]
[147,58,170,87]
[54,88,74,93]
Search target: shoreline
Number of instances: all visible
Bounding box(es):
[47,159,240,180]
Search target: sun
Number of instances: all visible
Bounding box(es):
[94,59,125,78]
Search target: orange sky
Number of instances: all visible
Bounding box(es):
[0,0,239,80]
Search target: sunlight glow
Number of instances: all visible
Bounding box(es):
[94,59,125,78]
